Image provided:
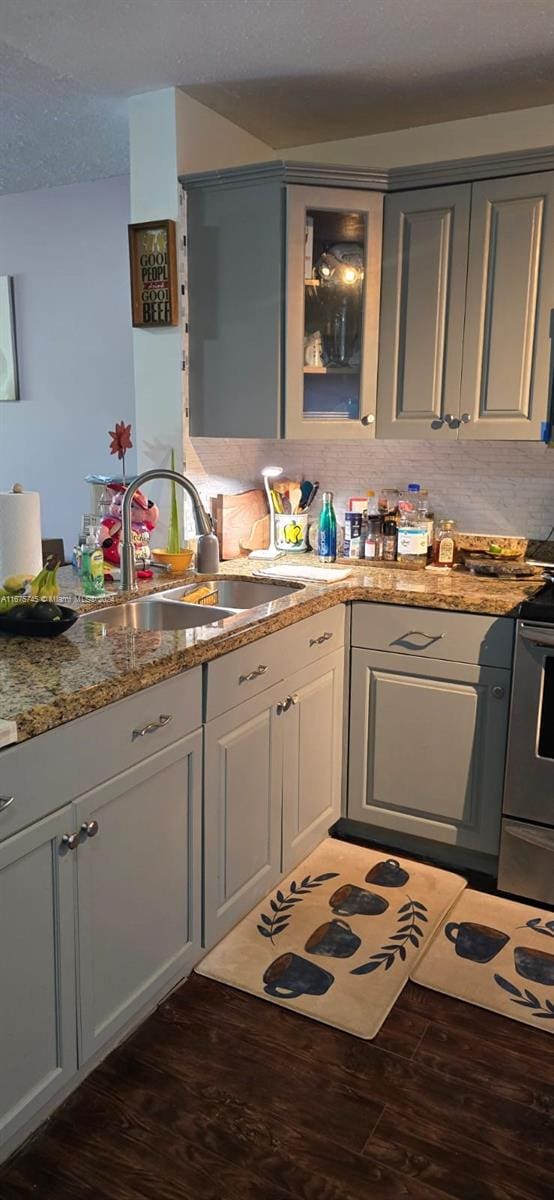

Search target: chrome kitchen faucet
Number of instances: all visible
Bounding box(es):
[119,468,219,591]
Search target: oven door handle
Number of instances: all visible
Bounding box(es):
[503,821,554,851]
[520,624,554,649]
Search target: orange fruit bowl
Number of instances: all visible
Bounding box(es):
[151,548,194,573]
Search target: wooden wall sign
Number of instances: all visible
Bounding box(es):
[128,219,179,327]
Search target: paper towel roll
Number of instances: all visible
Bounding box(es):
[0,490,43,581]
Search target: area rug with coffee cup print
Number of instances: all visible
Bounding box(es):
[412,887,554,1030]
[196,838,467,1039]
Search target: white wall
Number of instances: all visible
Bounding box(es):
[175,90,275,174]
[0,174,135,553]
[284,103,554,167]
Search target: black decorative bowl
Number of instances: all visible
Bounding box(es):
[0,605,79,638]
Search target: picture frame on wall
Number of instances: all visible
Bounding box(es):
[0,275,19,402]
[128,218,179,327]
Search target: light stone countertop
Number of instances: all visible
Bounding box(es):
[0,554,544,746]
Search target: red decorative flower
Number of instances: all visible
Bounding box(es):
[108,421,133,461]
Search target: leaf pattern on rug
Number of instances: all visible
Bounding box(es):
[350,898,429,975]
[494,974,554,1019]
[522,917,554,939]
[257,873,340,945]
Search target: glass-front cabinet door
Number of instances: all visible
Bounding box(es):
[285,185,383,439]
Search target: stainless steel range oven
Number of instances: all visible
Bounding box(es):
[499,597,554,905]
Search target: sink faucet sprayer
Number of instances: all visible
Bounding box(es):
[120,468,219,591]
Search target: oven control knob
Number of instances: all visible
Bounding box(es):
[491,686,505,699]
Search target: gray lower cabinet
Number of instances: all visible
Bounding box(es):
[348,648,510,853]
[203,681,285,946]
[203,649,345,946]
[282,649,344,872]
[0,807,77,1153]
[74,734,202,1063]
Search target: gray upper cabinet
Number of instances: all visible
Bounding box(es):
[285,185,383,440]
[187,180,283,438]
[459,172,554,440]
[186,170,383,440]
[376,184,471,439]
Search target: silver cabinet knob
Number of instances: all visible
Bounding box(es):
[0,796,15,813]
[491,685,505,699]
[81,820,99,838]
[360,414,375,426]
[289,693,299,707]
[461,412,472,424]
[276,699,286,716]
[61,831,80,851]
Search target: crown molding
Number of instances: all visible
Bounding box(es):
[181,145,554,194]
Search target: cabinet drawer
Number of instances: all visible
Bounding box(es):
[0,668,202,841]
[205,630,286,721]
[205,607,346,722]
[351,602,513,668]
[284,605,345,672]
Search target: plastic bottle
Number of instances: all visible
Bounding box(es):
[397,485,428,564]
[81,533,105,596]
[318,492,337,562]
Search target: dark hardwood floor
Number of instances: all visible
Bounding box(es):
[2,973,553,1200]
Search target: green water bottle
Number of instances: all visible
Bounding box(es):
[318,491,337,563]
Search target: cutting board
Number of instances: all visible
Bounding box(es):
[211,491,269,560]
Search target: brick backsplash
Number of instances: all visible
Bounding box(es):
[185,438,554,541]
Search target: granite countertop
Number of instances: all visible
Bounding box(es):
[0,555,544,746]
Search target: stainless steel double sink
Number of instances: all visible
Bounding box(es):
[82,577,303,632]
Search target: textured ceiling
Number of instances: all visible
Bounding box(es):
[1,0,554,194]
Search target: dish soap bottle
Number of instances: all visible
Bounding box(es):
[318,492,337,563]
[81,533,105,597]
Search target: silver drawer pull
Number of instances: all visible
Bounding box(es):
[239,665,268,684]
[81,820,99,838]
[0,795,15,813]
[132,714,173,741]
[393,631,444,650]
[61,831,80,851]
[309,632,333,647]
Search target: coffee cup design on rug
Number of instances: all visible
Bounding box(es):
[445,921,510,964]
[365,859,410,888]
[514,946,554,986]
[263,953,335,999]
[329,884,389,917]
[305,919,361,959]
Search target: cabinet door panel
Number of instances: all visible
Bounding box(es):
[204,683,284,947]
[188,180,282,438]
[377,184,470,438]
[0,808,76,1150]
[460,172,554,439]
[282,650,344,872]
[286,185,383,440]
[348,649,509,853]
[75,733,201,1063]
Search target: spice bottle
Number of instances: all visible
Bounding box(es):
[382,517,397,562]
[432,519,457,568]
